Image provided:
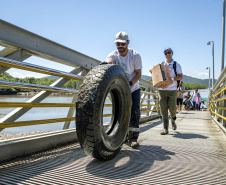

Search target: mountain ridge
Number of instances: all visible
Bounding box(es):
[141,74,216,86]
[45,74,215,87]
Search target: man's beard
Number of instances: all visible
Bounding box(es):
[117,47,127,53]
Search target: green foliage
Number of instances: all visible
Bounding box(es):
[141,74,216,87]
[63,79,77,89]
[141,74,208,90]
[0,72,78,94]
[147,79,152,83]
[0,72,207,95]
[183,83,208,90]
[36,77,56,86]
[0,87,17,94]
[0,72,14,79]
[22,77,36,84]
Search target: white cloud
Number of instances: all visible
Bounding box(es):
[189,71,209,79]
[196,72,209,78]
[8,70,47,79]
[11,72,31,78]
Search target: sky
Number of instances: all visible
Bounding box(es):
[0,0,225,81]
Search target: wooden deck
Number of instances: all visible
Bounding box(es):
[0,111,226,185]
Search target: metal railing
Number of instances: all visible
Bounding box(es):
[0,19,159,132]
[208,65,226,133]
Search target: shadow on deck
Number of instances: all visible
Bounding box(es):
[0,111,226,185]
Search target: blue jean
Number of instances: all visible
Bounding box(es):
[192,101,196,110]
[196,103,200,110]
[128,89,140,142]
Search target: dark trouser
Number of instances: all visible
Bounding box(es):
[158,90,177,130]
[192,101,196,110]
[177,98,183,105]
[128,89,140,142]
[158,90,177,122]
[196,103,200,110]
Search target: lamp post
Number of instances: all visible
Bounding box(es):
[206,67,211,92]
[207,41,215,88]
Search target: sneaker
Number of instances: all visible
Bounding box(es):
[160,129,168,135]
[129,141,140,149]
[171,118,177,130]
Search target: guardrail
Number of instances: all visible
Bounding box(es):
[0,19,159,133]
[209,65,226,134]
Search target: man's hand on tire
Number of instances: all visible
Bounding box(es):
[100,61,109,65]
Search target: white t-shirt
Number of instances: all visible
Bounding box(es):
[158,60,182,91]
[192,92,199,102]
[106,48,142,93]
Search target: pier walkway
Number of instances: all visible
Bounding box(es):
[0,111,225,185]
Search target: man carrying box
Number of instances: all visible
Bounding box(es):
[150,48,183,135]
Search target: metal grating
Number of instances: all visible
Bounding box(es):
[0,111,226,185]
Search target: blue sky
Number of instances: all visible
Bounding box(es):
[0,0,225,80]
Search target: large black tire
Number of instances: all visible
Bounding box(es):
[76,64,131,160]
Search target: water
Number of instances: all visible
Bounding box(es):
[185,89,209,108]
[0,94,76,133]
[187,89,210,101]
[0,89,209,134]
[0,94,114,134]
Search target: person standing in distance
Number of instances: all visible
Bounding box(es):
[151,48,183,135]
[103,31,142,148]
[191,89,199,111]
[177,81,185,113]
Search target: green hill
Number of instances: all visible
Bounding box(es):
[44,76,60,79]
[47,74,215,87]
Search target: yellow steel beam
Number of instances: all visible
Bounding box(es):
[0,114,113,128]
[0,102,75,107]
[140,104,159,107]
[0,117,75,128]
[212,87,226,99]
[0,102,160,108]
[140,109,160,113]
[0,102,113,108]
[140,91,158,96]
[105,103,160,108]
[212,106,226,110]
[211,97,226,103]
[104,104,112,107]
[211,111,226,121]
[103,114,112,117]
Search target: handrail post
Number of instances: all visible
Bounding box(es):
[223,89,226,127]
[63,69,88,129]
[0,68,82,132]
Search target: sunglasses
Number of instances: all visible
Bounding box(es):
[164,51,172,55]
[116,42,126,46]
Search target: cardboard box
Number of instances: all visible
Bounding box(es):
[150,64,173,88]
